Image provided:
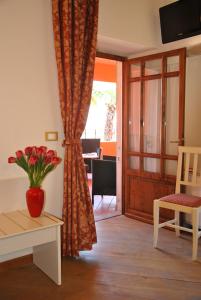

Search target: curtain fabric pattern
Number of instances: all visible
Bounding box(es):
[52,0,98,256]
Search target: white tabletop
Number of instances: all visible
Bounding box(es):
[82,152,98,159]
[0,210,63,239]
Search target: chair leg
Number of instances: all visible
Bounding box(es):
[175,211,180,237]
[153,200,160,248]
[192,209,199,260]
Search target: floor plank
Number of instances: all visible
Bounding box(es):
[88,175,120,221]
[93,196,120,221]
[0,216,201,300]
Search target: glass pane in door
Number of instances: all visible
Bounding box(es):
[144,79,162,154]
[167,56,179,72]
[165,77,179,155]
[130,63,141,78]
[145,59,162,76]
[165,160,177,176]
[129,157,140,170]
[128,82,141,152]
[144,158,160,173]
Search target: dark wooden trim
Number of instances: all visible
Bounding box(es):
[161,55,167,177]
[164,71,179,78]
[126,171,176,183]
[179,48,186,146]
[122,60,128,214]
[0,254,33,272]
[127,151,178,160]
[125,210,153,225]
[127,48,186,64]
[140,62,145,173]
[128,170,162,180]
[96,50,126,213]
[129,74,162,82]
[129,71,179,82]
[96,51,126,62]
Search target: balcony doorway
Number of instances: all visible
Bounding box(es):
[82,56,123,221]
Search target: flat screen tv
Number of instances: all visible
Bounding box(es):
[159,0,201,44]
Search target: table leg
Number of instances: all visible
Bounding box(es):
[33,226,61,285]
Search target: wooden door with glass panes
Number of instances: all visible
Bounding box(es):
[123,48,186,223]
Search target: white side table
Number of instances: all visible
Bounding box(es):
[0,210,63,285]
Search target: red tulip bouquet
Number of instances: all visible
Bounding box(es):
[8,146,62,188]
[8,146,62,217]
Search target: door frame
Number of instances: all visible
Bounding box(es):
[122,48,186,222]
[96,52,125,213]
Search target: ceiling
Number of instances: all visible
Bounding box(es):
[97,35,154,58]
[97,33,201,58]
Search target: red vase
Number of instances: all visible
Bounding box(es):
[26,187,44,217]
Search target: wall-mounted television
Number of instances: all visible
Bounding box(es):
[159,0,201,44]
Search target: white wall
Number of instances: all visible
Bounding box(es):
[185,55,201,223]
[185,55,201,147]
[0,0,64,261]
[98,0,161,48]
[185,56,201,226]
[0,0,63,218]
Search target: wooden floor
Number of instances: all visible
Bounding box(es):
[94,195,120,221]
[1,216,201,300]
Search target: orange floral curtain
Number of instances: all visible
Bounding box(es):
[52,0,98,256]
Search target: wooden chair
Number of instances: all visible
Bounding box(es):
[153,146,201,260]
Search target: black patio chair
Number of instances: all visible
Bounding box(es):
[91,159,116,205]
[81,139,101,173]
[102,155,116,161]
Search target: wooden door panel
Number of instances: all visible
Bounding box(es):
[126,176,174,223]
[123,48,186,223]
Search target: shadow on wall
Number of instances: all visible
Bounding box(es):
[0,177,28,212]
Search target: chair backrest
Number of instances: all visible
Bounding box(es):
[103,155,116,161]
[176,146,201,193]
[91,159,116,196]
[81,139,100,155]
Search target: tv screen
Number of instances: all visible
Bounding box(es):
[159,0,201,43]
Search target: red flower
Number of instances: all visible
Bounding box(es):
[25,147,33,155]
[39,146,47,154]
[51,157,62,165]
[44,156,51,164]
[46,150,56,158]
[35,147,47,156]
[28,156,38,165]
[31,146,37,155]
[36,148,43,156]
[16,150,24,159]
[8,157,16,163]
